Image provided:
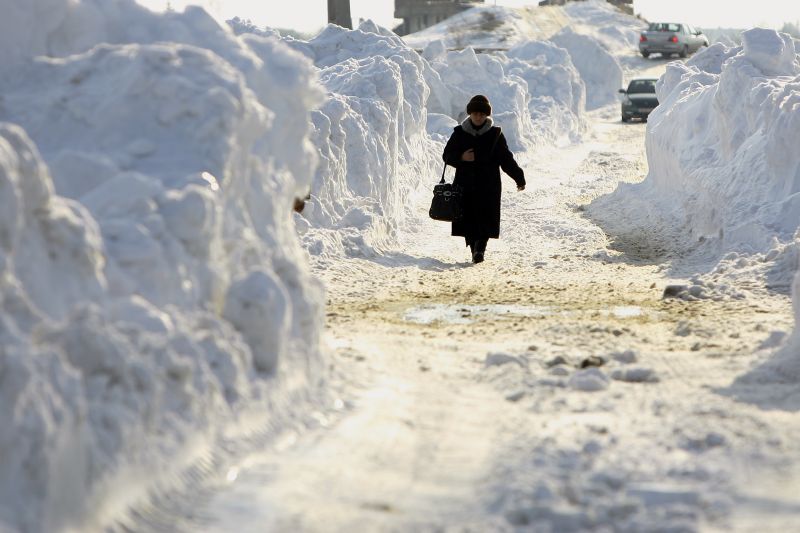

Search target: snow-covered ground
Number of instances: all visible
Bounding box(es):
[1,0,799,531]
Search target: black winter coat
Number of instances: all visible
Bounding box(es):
[442,124,525,241]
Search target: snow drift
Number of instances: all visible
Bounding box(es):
[591,29,800,260]
[425,41,586,153]
[282,21,445,257]
[0,1,326,531]
[549,27,622,110]
[643,30,799,253]
[561,0,645,56]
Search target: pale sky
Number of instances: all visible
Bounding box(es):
[136,0,798,34]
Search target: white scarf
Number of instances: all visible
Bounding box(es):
[461,116,494,136]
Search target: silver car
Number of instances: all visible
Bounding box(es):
[639,22,709,58]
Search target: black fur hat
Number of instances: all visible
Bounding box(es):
[466,94,492,115]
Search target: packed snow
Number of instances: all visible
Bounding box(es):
[1,0,799,531]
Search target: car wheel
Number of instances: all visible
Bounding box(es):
[622,115,630,123]
[642,51,650,58]
[680,45,688,58]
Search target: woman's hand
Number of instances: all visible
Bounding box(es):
[461,148,475,162]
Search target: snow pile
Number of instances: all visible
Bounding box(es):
[281,21,445,257]
[591,29,800,256]
[504,41,586,143]
[0,1,326,531]
[550,27,623,110]
[561,0,645,55]
[425,42,586,152]
[645,29,798,253]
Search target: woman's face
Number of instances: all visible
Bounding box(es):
[469,111,487,126]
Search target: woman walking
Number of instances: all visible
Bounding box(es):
[442,95,525,263]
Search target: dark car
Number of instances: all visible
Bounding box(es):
[619,78,658,122]
[639,22,709,58]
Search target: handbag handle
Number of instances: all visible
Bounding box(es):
[439,163,447,184]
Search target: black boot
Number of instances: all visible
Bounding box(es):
[472,239,487,264]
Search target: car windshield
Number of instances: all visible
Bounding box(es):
[648,23,681,32]
[627,80,657,94]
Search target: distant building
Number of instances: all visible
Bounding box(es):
[394,0,485,36]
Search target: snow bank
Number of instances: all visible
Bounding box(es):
[562,0,645,55]
[589,29,800,371]
[425,42,586,152]
[644,29,798,252]
[550,28,622,110]
[281,21,445,257]
[0,1,326,531]
[591,30,800,255]
[505,41,587,143]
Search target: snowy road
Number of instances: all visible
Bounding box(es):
[175,93,799,532]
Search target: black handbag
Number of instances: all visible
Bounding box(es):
[428,164,462,222]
